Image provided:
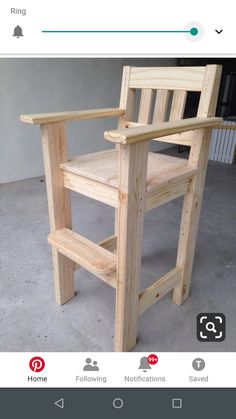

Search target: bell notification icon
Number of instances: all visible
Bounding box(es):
[13,25,23,38]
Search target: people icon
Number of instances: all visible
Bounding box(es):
[83,358,100,371]
[138,356,151,372]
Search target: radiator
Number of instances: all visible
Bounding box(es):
[209,118,236,164]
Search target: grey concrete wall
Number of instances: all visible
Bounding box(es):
[0,58,176,183]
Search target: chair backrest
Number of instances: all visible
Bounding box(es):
[119,65,222,146]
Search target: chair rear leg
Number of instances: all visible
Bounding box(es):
[41,122,75,305]
[173,128,212,305]
[115,142,148,352]
[172,177,202,305]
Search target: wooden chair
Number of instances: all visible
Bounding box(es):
[21,65,222,351]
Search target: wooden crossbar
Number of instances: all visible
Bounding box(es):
[63,171,118,208]
[145,174,195,211]
[139,267,182,315]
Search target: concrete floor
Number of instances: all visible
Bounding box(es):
[0,150,236,352]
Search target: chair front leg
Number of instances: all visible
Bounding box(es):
[41,122,75,305]
[115,141,148,352]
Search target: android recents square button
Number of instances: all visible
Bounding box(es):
[172,398,183,409]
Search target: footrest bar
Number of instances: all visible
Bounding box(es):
[74,235,117,272]
[48,228,117,286]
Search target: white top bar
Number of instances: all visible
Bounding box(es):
[0,0,235,55]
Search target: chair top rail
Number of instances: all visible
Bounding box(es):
[129,66,206,91]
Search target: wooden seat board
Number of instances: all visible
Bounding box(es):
[61,149,194,192]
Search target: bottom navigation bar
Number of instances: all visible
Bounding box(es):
[0,388,234,418]
[0,352,235,388]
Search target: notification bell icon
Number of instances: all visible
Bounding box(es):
[13,25,23,38]
[138,356,151,372]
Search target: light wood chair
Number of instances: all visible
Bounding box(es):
[21,65,222,351]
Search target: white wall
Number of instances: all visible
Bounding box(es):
[0,58,176,183]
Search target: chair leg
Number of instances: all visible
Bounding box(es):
[114,142,148,351]
[172,179,201,305]
[41,122,75,305]
[52,249,75,305]
[173,129,211,305]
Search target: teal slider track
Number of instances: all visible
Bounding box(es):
[42,27,199,36]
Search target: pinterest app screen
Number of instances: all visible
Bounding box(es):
[0,0,236,417]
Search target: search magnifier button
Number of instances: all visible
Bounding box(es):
[197,313,226,342]
[205,322,217,333]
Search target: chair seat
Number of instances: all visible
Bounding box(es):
[61,149,194,193]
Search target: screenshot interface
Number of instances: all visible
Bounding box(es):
[0,0,235,417]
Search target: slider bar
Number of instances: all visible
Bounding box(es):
[42,28,198,36]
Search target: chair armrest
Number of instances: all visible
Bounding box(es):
[104,117,223,145]
[20,108,125,125]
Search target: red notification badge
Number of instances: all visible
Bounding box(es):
[148,354,158,365]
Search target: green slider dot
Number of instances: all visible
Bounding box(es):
[190,27,198,36]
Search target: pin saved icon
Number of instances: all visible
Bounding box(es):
[54,398,64,409]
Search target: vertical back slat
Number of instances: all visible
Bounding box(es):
[138,89,154,123]
[153,90,170,123]
[169,90,187,121]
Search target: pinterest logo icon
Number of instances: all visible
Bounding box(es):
[29,356,45,373]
